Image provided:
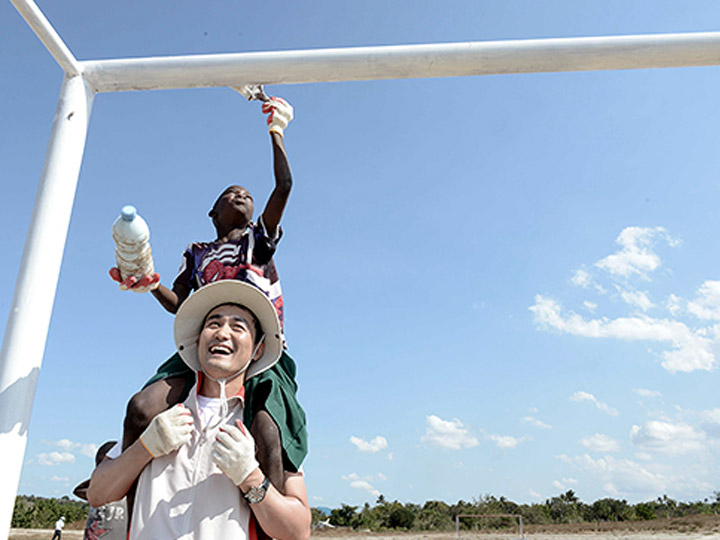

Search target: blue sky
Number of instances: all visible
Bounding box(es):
[3,0,720,509]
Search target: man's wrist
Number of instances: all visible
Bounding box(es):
[239,468,264,494]
[244,475,270,504]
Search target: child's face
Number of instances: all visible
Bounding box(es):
[212,185,254,227]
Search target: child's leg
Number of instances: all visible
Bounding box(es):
[123,376,189,449]
[250,410,285,493]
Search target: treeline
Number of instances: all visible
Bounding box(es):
[13,495,88,529]
[322,491,720,531]
[13,490,720,531]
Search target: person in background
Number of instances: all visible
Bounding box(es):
[50,516,64,540]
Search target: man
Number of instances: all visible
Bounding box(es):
[87,280,311,540]
[51,516,64,540]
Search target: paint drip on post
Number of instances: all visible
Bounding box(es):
[112,205,155,289]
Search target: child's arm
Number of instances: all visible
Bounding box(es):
[150,282,190,314]
[108,269,190,314]
[260,98,294,237]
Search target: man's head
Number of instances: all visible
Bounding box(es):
[174,281,282,380]
[196,303,265,380]
[209,185,254,233]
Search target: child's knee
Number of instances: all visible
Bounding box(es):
[124,389,159,433]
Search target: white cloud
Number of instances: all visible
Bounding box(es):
[666,294,683,316]
[570,391,618,416]
[487,434,528,449]
[55,439,98,458]
[595,227,677,279]
[687,281,720,321]
[580,433,620,452]
[562,453,667,496]
[633,388,662,398]
[421,415,479,450]
[350,435,388,454]
[342,473,381,498]
[37,452,75,466]
[50,476,69,483]
[530,227,720,374]
[523,416,552,429]
[618,289,654,311]
[630,420,706,455]
[529,489,542,499]
[571,269,592,288]
[553,477,578,490]
[530,295,715,373]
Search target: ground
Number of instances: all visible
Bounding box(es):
[12,516,720,540]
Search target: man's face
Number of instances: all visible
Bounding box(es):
[212,186,254,226]
[197,304,261,379]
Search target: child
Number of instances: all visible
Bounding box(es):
[110,96,306,495]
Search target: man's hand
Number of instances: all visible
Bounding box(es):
[139,405,194,458]
[109,267,160,293]
[263,97,293,138]
[211,420,260,487]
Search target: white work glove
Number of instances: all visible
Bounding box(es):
[262,97,293,137]
[139,404,193,458]
[211,420,259,486]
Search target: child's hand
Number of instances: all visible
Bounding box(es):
[262,97,293,137]
[109,267,160,293]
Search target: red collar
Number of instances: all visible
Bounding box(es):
[196,372,246,400]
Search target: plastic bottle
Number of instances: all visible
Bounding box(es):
[112,205,155,289]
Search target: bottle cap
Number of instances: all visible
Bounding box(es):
[121,205,137,221]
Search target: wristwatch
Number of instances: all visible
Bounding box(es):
[244,476,270,504]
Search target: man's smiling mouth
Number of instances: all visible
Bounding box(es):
[209,345,233,355]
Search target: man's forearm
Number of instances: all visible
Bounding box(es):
[87,440,152,507]
[241,470,310,540]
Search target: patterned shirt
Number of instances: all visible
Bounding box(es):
[173,221,285,333]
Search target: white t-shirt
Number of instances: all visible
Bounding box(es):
[54,519,64,531]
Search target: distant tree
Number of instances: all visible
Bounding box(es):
[12,495,88,529]
[416,500,453,530]
[589,498,633,521]
[311,507,327,527]
[634,502,657,521]
[329,504,358,527]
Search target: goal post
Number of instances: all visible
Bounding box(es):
[456,513,524,540]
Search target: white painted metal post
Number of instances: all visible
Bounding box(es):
[9,0,81,77]
[0,74,94,537]
[81,31,720,93]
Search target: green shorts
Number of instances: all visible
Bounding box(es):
[143,350,308,472]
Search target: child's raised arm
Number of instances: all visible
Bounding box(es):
[260,97,294,237]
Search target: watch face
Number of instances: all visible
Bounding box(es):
[247,487,265,504]
[246,478,269,504]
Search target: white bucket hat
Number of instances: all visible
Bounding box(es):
[174,280,282,380]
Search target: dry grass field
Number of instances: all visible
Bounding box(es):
[11,516,720,540]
